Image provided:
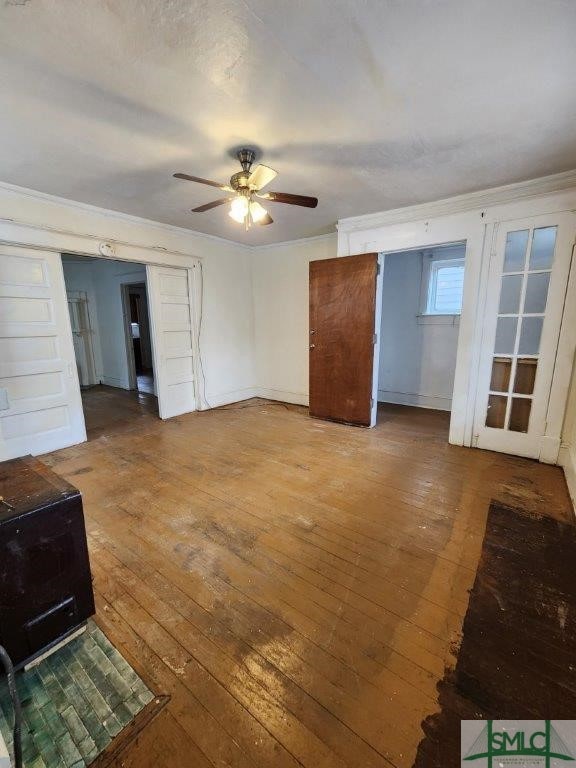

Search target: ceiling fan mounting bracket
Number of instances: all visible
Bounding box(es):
[237,148,256,172]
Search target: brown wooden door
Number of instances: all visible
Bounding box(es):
[309,253,378,426]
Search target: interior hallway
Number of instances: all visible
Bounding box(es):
[44,389,573,768]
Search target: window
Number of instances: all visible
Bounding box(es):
[425,258,465,315]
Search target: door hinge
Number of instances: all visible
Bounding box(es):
[376,263,381,276]
[370,398,374,409]
[373,333,378,345]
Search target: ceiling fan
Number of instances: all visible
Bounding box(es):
[173,149,318,229]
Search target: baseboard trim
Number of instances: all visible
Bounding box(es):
[559,444,576,516]
[203,387,259,409]
[255,388,309,406]
[377,390,452,412]
[100,375,131,390]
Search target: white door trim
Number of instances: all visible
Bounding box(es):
[542,242,576,462]
[338,210,486,447]
[120,283,138,391]
[370,254,385,427]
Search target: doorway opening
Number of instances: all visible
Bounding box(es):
[61,254,158,438]
[376,242,467,429]
[122,282,155,395]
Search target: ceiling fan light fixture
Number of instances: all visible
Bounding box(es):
[249,200,268,223]
[229,195,249,223]
[174,148,319,228]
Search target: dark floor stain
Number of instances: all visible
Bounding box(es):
[68,466,94,476]
[413,502,576,768]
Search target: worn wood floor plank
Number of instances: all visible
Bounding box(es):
[43,387,573,768]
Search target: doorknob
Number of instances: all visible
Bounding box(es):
[309,344,315,350]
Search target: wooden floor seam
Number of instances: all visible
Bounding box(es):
[43,386,573,768]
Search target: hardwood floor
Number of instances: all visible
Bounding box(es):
[43,388,573,768]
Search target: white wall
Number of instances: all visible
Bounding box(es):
[251,234,337,405]
[251,234,462,412]
[92,260,146,389]
[63,258,148,390]
[0,182,257,408]
[378,248,463,411]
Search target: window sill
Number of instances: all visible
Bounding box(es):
[417,314,461,326]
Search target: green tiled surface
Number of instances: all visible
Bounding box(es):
[0,621,154,767]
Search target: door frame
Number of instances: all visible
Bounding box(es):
[343,212,485,447]
[120,280,156,393]
[338,191,576,457]
[58,252,202,442]
[120,282,139,391]
[373,242,467,424]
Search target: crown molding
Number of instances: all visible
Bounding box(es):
[337,169,576,234]
[0,179,339,252]
[0,180,253,251]
[3,169,576,253]
[251,231,337,251]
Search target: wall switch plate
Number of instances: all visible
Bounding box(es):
[0,388,9,411]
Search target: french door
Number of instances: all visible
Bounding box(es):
[474,212,576,459]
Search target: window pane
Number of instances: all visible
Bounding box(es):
[509,398,532,433]
[529,226,557,270]
[430,263,465,314]
[503,230,529,272]
[514,359,537,395]
[499,274,523,314]
[490,358,511,392]
[518,317,543,355]
[486,395,507,428]
[494,317,518,354]
[523,272,550,314]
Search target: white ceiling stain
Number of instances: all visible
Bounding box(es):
[0,0,575,244]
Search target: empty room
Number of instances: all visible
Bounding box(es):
[0,2,575,767]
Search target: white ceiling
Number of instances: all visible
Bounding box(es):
[0,0,575,245]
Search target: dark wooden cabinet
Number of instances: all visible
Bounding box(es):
[0,456,95,669]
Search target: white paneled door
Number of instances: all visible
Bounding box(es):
[473,212,576,459]
[146,265,196,419]
[0,247,86,460]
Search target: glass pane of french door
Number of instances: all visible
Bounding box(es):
[485,225,555,433]
[474,212,576,459]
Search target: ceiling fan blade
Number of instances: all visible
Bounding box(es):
[174,172,231,191]
[191,197,232,212]
[256,212,273,226]
[247,164,278,191]
[258,191,318,208]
